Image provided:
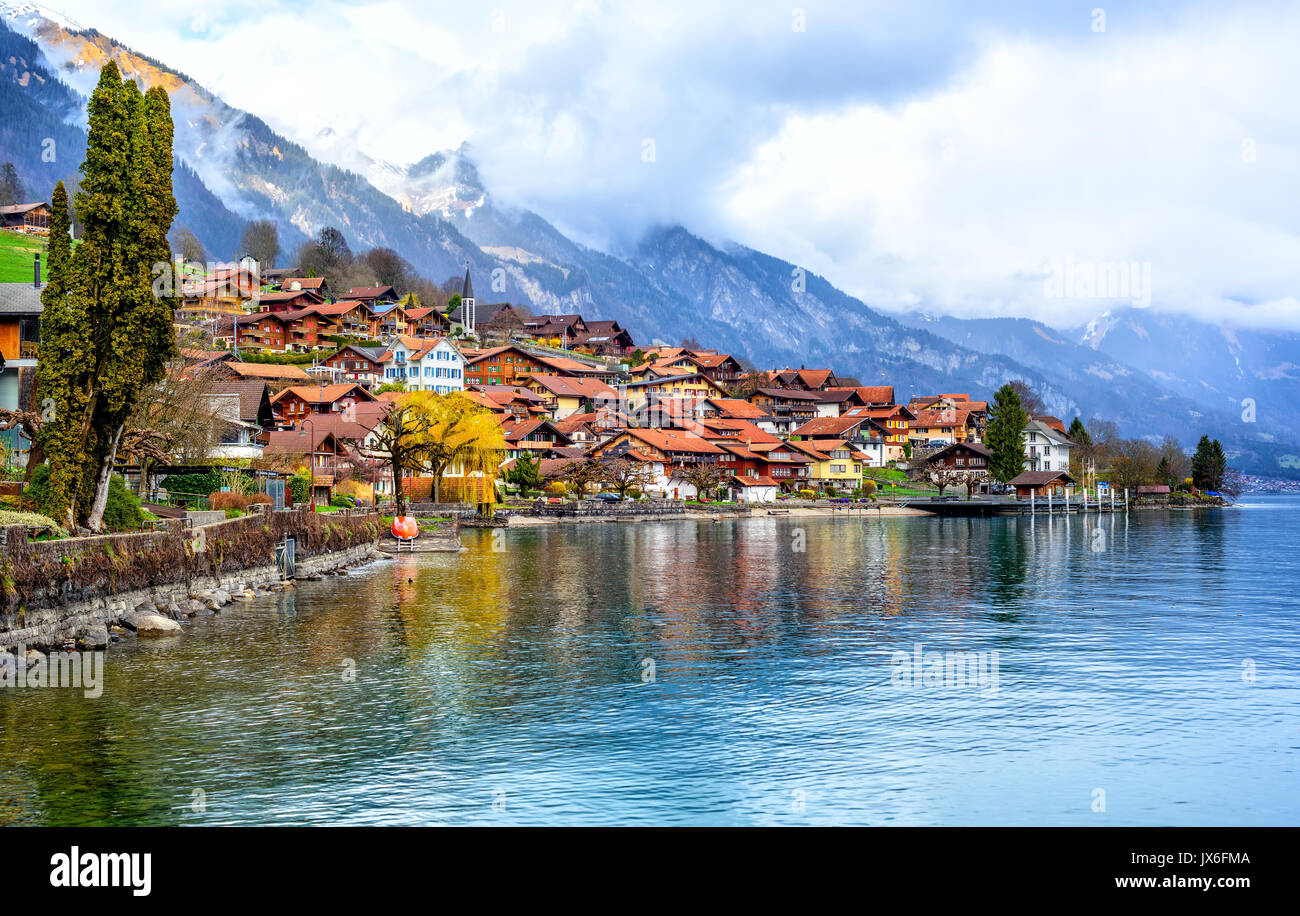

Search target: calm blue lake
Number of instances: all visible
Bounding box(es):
[2,498,1297,825]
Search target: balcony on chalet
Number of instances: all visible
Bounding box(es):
[0,316,41,365]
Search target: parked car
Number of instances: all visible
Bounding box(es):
[595,492,622,501]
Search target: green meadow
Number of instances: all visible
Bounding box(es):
[0,230,46,283]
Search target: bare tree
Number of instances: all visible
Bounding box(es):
[1220,468,1245,500]
[676,461,729,500]
[920,461,965,497]
[1008,379,1045,417]
[240,220,280,272]
[299,226,359,295]
[960,469,987,499]
[127,350,225,492]
[1157,435,1190,488]
[1108,437,1161,492]
[546,457,606,497]
[600,458,656,498]
[364,247,410,292]
[174,226,206,264]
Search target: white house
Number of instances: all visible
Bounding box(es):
[730,475,779,503]
[204,392,265,460]
[1023,418,1073,473]
[380,336,465,394]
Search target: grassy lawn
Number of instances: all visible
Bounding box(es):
[0,230,46,283]
[877,486,942,498]
[863,467,910,482]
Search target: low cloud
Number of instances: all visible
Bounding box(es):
[35,0,1300,330]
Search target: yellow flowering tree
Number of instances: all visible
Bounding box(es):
[373,391,505,511]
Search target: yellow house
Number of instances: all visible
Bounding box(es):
[621,372,728,413]
[522,374,618,419]
[787,438,863,490]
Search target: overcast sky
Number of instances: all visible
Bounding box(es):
[27,0,1300,330]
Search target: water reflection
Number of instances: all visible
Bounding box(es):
[2,501,1298,825]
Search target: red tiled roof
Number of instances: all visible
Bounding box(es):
[830,385,894,404]
[705,398,770,419]
[345,286,397,299]
[526,374,617,399]
[270,383,377,405]
[792,417,867,437]
[617,428,723,454]
[254,289,324,305]
[732,475,778,487]
[220,362,312,381]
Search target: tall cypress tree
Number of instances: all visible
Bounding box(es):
[36,63,179,530]
[34,181,90,526]
[986,383,1028,483]
[83,79,179,530]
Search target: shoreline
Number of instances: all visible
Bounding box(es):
[503,505,936,526]
[497,500,1229,527]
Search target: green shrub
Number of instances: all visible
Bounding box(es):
[14,467,138,531]
[101,474,143,532]
[21,463,51,514]
[163,471,222,502]
[289,468,311,505]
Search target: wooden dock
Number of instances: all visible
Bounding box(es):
[899,494,1129,517]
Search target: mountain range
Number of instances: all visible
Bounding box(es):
[2,2,1299,476]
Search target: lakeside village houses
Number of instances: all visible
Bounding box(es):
[0,244,1080,506]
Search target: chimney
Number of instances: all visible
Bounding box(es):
[34,253,40,289]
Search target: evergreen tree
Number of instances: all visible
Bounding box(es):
[986,383,1028,482]
[1190,435,1227,491]
[36,64,179,530]
[1155,455,1172,488]
[1067,416,1090,446]
[506,451,544,491]
[84,83,179,530]
[0,162,23,205]
[34,181,89,528]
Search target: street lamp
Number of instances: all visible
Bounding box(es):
[298,416,316,512]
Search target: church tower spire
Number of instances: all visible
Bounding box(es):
[461,263,476,334]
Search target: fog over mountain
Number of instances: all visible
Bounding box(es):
[3,2,1300,476]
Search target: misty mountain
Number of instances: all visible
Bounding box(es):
[902,311,1300,475]
[3,4,1300,476]
[1077,308,1300,431]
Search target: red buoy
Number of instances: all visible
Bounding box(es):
[391,516,418,540]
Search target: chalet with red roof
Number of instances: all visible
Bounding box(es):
[269,383,378,425]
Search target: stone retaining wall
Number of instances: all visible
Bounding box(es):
[0,542,380,653]
[0,508,382,652]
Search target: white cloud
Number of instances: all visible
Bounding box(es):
[720,6,1300,329]
[27,0,1300,329]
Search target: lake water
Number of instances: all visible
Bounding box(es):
[2,498,1298,826]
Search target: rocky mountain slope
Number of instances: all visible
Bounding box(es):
[901,311,1300,474]
[3,4,1299,475]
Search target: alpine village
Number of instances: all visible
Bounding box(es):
[0,63,1236,645]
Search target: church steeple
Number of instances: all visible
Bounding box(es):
[461,263,476,333]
